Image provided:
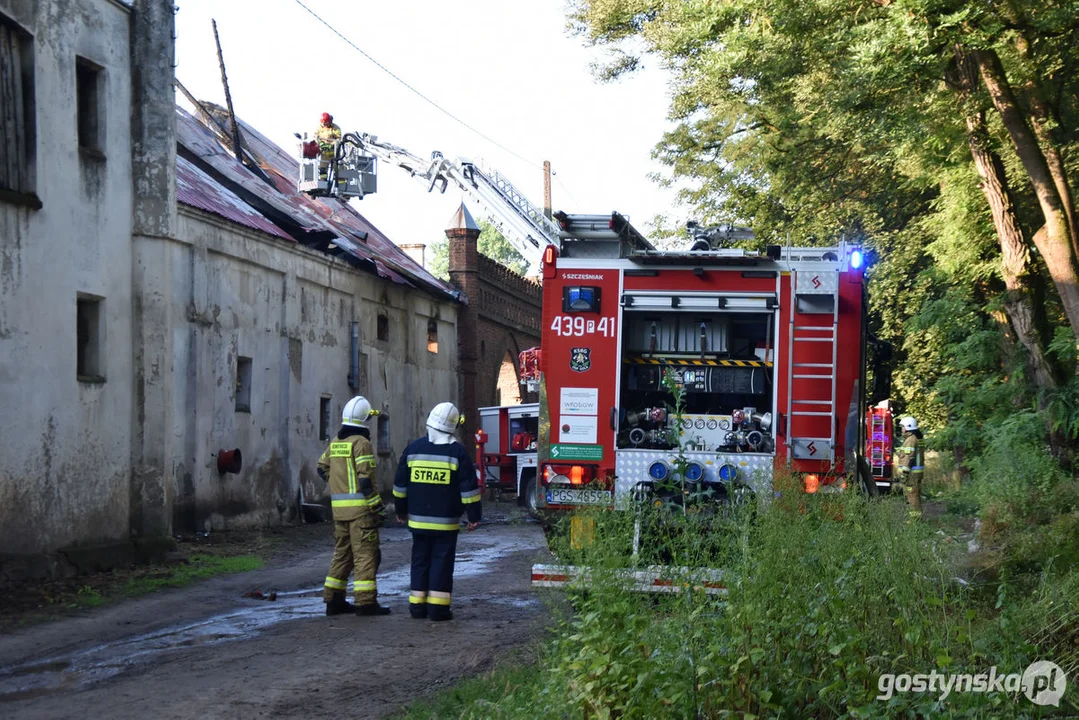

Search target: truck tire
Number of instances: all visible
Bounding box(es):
[521,472,540,520]
[857,455,879,497]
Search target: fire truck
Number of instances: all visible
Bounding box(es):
[527,213,871,592]
[530,212,870,514]
[866,400,896,491]
[476,403,541,517]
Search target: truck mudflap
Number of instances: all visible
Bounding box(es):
[531,563,727,596]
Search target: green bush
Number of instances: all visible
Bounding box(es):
[964,413,1079,581]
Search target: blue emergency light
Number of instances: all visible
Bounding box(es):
[850,248,864,269]
[563,286,601,312]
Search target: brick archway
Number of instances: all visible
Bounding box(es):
[495,350,521,406]
[445,205,542,453]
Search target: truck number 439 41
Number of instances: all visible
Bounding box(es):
[550,315,617,338]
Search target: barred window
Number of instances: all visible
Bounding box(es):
[0,14,35,197]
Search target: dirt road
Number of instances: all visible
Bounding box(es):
[0,506,551,719]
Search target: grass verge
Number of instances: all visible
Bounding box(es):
[117,553,263,597]
[412,486,1077,718]
[396,648,546,720]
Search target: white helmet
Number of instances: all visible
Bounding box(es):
[899,416,918,432]
[342,396,377,428]
[426,402,464,434]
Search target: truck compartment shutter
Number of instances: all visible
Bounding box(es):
[620,291,777,312]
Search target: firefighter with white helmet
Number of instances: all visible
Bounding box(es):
[895,415,924,514]
[316,395,391,616]
[393,401,481,621]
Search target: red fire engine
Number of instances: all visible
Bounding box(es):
[476,402,541,518]
[866,400,895,491]
[530,213,871,520]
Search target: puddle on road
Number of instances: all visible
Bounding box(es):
[0,533,542,702]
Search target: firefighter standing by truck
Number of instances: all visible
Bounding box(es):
[317,396,392,616]
[393,402,481,621]
[895,416,925,514]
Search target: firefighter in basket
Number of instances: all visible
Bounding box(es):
[394,402,481,622]
[317,396,392,616]
[895,415,924,514]
[315,112,341,181]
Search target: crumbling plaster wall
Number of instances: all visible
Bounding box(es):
[172,208,459,533]
[0,0,136,555]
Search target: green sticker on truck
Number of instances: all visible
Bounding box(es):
[550,444,604,461]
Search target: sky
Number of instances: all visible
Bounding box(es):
[172,0,686,262]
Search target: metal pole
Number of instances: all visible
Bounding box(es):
[212,19,243,163]
[543,160,552,220]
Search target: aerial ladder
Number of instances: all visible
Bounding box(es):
[297,131,560,274]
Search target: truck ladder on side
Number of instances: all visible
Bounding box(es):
[786,264,841,467]
[868,410,892,489]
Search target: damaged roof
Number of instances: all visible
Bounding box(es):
[174,104,459,300]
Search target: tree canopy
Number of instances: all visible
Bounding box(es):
[426,219,529,280]
[571,0,1079,462]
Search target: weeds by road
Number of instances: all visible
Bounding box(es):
[400,487,1078,719]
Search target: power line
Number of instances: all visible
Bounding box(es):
[291,0,543,170]
[554,175,582,210]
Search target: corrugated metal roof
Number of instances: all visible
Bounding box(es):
[175,105,458,298]
[177,156,293,241]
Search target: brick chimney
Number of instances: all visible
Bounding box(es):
[446,204,481,455]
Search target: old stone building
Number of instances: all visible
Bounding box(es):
[0,0,462,571]
[0,0,175,567]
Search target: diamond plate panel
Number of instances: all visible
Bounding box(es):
[795,269,838,294]
[614,449,774,507]
[790,437,833,460]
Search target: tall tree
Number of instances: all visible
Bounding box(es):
[568,0,1079,447]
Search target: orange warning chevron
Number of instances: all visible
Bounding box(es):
[624,357,772,368]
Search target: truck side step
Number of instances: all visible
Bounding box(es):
[531,563,727,596]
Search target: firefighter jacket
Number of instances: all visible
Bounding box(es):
[316,123,342,148]
[317,428,381,522]
[895,432,924,477]
[393,437,481,533]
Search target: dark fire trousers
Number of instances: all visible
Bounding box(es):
[409,530,459,608]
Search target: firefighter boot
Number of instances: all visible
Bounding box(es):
[325,592,356,616]
[428,606,453,622]
[356,602,392,616]
[409,602,427,620]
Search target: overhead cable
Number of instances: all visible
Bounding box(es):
[291,0,543,171]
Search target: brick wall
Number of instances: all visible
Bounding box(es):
[447,225,542,454]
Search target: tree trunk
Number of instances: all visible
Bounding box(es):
[950,47,1072,463]
[966,116,1059,391]
[949,47,1061,390]
[975,49,1079,345]
[997,1,1079,258]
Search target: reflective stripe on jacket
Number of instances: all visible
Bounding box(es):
[896,433,924,475]
[317,434,380,521]
[394,437,480,533]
